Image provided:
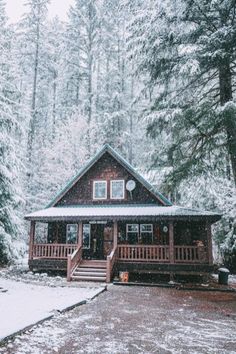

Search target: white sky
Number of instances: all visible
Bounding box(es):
[5,0,74,23]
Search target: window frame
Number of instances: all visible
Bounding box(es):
[140,224,153,243]
[66,224,78,244]
[93,180,107,200]
[126,224,139,243]
[110,179,125,200]
[82,223,91,249]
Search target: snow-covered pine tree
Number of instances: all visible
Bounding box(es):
[66,0,100,157]
[127,0,236,267]
[92,0,141,160]
[0,0,25,264]
[127,0,236,187]
[45,17,65,139]
[96,0,128,152]
[18,0,51,209]
[65,0,139,159]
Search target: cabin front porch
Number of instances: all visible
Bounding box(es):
[28,218,213,282]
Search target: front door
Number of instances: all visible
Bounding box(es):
[91,224,104,259]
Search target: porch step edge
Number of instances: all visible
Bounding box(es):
[73,272,106,277]
[76,267,106,271]
[71,275,106,281]
[79,265,107,269]
[74,269,106,274]
[81,260,107,263]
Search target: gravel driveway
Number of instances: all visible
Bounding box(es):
[1,285,236,354]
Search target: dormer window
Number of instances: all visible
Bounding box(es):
[93,181,107,199]
[111,180,125,199]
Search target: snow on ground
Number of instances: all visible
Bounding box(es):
[1,285,236,354]
[229,274,236,284]
[0,276,105,341]
[0,266,104,288]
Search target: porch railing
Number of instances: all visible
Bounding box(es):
[32,243,77,259]
[31,244,208,264]
[118,245,170,262]
[67,245,83,281]
[106,246,118,282]
[174,246,207,263]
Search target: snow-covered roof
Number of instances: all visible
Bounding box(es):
[25,204,221,222]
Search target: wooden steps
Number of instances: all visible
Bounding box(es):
[71,260,107,282]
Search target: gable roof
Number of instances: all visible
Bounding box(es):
[47,144,172,207]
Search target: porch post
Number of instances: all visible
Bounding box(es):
[169,221,174,264]
[206,221,213,265]
[113,220,118,248]
[78,221,83,247]
[29,221,36,261]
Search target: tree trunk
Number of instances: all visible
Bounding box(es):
[86,1,93,156]
[28,20,39,167]
[129,60,134,164]
[76,73,80,107]
[52,69,57,139]
[219,59,236,186]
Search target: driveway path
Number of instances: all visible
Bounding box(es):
[1,285,236,354]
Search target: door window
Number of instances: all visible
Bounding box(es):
[83,224,91,249]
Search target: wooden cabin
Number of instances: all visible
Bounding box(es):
[25,144,221,282]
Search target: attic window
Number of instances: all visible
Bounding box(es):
[93,181,107,200]
[110,180,125,199]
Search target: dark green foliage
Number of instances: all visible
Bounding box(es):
[128,0,236,186]
[127,0,236,267]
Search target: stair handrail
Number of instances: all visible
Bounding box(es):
[106,245,118,283]
[67,245,83,281]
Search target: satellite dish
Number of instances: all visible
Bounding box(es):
[126,180,136,191]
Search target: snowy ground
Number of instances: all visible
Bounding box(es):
[1,285,236,354]
[0,265,105,288]
[0,273,105,342]
[226,274,236,285]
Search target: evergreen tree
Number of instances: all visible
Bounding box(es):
[127,0,236,267]
[127,0,236,187]
[18,0,49,182]
[0,0,25,264]
[18,0,52,209]
[66,0,100,156]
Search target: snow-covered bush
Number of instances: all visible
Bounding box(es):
[0,224,26,265]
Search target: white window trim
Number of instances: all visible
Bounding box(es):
[140,224,153,242]
[93,180,107,200]
[66,224,78,244]
[140,224,153,232]
[110,179,125,199]
[83,223,91,249]
[126,224,139,241]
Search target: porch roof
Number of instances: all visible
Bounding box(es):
[25,204,221,223]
